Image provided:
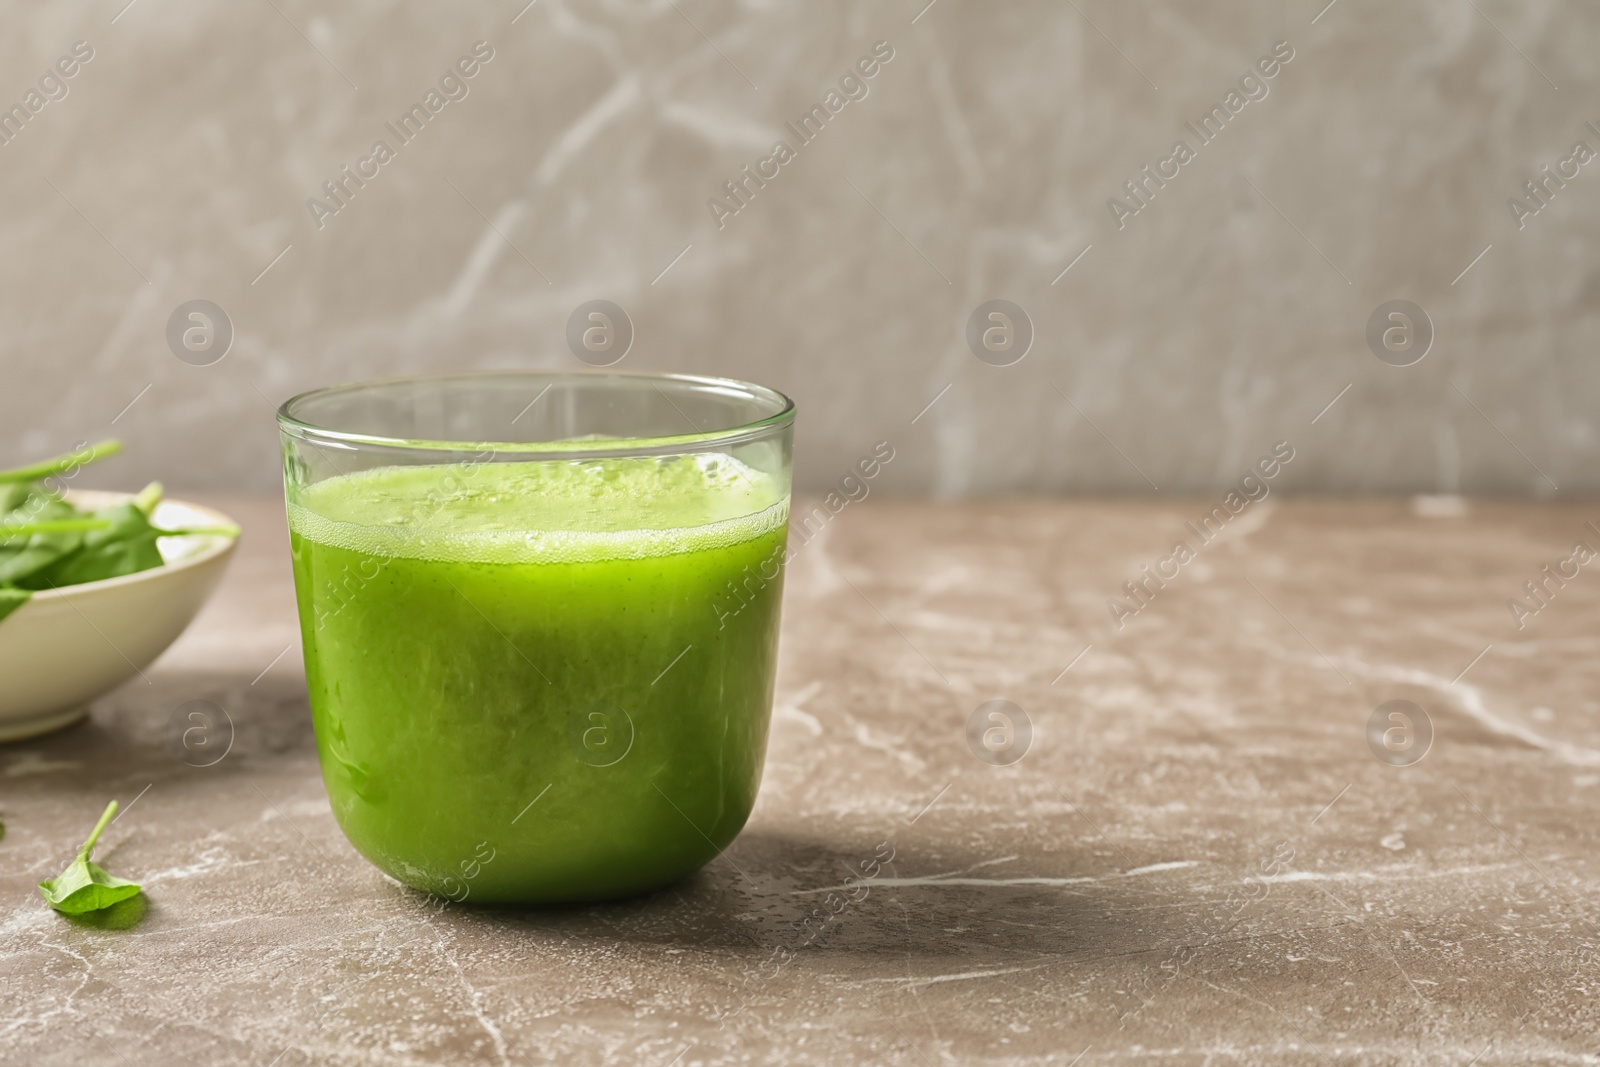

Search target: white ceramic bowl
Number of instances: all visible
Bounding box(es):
[0,490,237,742]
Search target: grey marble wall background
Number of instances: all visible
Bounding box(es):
[1,0,1593,495]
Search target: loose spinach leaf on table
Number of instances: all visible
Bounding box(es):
[39,800,142,915]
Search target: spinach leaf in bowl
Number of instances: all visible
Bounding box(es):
[0,441,237,620]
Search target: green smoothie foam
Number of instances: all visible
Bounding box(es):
[287,454,788,902]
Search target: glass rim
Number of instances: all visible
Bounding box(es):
[276,369,796,457]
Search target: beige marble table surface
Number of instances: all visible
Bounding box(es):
[3,495,1598,1066]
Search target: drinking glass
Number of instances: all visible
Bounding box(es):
[277,371,794,903]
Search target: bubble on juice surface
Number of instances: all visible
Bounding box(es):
[288,455,790,565]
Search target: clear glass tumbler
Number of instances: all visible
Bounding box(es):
[277,371,794,903]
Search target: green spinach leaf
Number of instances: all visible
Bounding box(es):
[0,439,122,484]
[0,498,90,585]
[0,444,237,618]
[39,800,142,915]
[0,586,29,623]
[20,501,166,589]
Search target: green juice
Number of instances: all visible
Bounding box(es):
[287,454,788,903]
